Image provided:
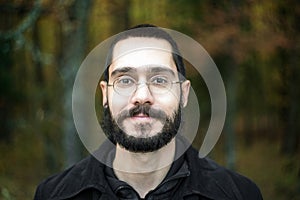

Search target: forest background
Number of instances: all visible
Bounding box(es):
[0,0,299,199]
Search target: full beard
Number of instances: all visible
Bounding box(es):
[100,104,182,153]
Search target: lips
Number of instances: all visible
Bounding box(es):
[133,113,149,117]
[131,113,151,122]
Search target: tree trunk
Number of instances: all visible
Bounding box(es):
[60,0,92,168]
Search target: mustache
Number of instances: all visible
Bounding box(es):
[116,104,167,123]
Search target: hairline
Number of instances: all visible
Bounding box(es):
[103,26,186,82]
[109,36,177,78]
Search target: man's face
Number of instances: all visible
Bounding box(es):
[100,37,190,152]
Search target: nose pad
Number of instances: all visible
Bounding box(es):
[131,83,154,105]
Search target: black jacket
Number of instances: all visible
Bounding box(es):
[34,145,263,200]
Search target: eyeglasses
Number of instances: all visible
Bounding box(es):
[107,75,183,96]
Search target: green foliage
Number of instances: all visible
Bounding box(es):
[1,188,14,200]
[0,0,299,199]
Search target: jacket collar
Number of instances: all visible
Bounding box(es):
[50,138,242,200]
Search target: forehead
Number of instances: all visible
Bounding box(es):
[109,37,176,76]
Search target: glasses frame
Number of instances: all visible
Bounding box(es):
[107,77,183,96]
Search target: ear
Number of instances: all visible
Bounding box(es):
[100,81,108,107]
[181,80,190,108]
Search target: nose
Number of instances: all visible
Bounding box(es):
[130,83,154,105]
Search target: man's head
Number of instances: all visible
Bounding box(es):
[100,24,190,153]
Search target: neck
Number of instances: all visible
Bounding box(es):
[113,138,176,198]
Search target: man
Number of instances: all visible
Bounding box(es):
[34,24,263,199]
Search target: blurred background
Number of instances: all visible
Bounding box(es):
[0,0,299,199]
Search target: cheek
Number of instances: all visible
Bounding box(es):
[108,92,128,116]
[156,93,180,115]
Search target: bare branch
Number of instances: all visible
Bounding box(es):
[0,0,42,40]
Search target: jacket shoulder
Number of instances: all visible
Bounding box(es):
[223,164,263,200]
[185,147,263,200]
[34,156,106,200]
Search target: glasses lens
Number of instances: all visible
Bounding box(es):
[114,77,136,96]
[149,75,171,94]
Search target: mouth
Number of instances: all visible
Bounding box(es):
[130,106,150,117]
[117,105,167,126]
[130,113,152,122]
[132,113,150,118]
[132,112,149,117]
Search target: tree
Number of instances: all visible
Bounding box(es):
[59,0,92,167]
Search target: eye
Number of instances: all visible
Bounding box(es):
[115,76,135,88]
[150,76,169,86]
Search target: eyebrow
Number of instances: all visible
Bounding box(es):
[110,67,137,79]
[148,66,176,77]
[110,65,176,79]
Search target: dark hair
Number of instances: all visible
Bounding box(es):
[103,24,186,81]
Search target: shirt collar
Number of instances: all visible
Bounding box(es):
[104,137,191,199]
[105,156,190,199]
